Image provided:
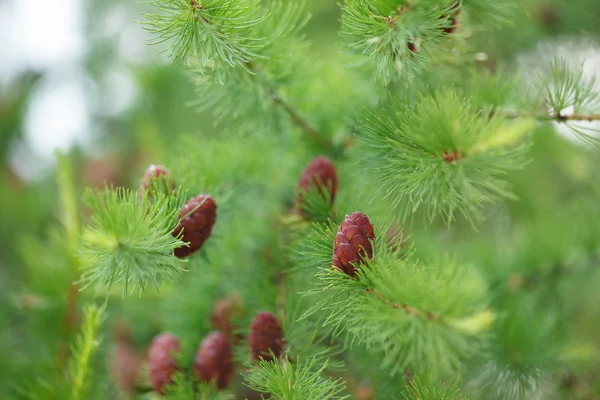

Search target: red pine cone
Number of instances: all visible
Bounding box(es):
[110,322,141,395]
[173,195,217,258]
[248,312,283,362]
[332,212,376,276]
[211,295,243,341]
[194,332,234,389]
[296,156,338,206]
[148,333,180,395]
[139,165,175,198]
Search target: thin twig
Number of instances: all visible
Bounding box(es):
[245,61,332,149]
[497,110,600,122]
[365,288,438,320]
[271,92,332,149]
[54,279,80,365]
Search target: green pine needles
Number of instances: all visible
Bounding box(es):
[359,89,530,225]
[298,220,491,376]
[245,358,349,400]
[8,0,600,399]
[142,0,266,70]
[79,187,187,297]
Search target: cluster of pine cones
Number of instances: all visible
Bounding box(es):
[148,308,283,394]
[136,156,378,396]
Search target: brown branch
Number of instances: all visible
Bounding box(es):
[365,288,439,321]
[244,61,332,149]
[53,279,80,365]
[497,110,600,122]
[271,92,332,149]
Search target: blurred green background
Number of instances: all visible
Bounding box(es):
[1,0,600,397]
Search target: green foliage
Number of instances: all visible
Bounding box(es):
[358,89,530,225]
[534,58,600,145]
[186,1,311,136]
[340,0,518,83]
[5,0,600,399]
[245,358,349,400]
[79,187,187,297]
[142,0,266,73]
[163,372,234,400]
[297,220,491,376]
[67,304,106,400]
[17,303,106,400]
[401,372,467,400]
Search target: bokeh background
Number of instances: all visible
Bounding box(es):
[1,0,600,397]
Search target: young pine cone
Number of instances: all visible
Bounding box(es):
[139,165,176,198]
[295,156,338,207]
[173,195,217,258]
[248,312,283,362]
[210,295,243,341]
[110,322,141,395]
[194,332,234,389]
[148,333,181,395]
[332,212,376,276]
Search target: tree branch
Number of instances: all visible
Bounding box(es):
[245,61,333,149]
[365,288,439,321]
[497,110,600,122]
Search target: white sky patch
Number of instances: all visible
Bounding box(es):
[0,0,84,81]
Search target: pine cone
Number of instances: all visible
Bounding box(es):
[332,212,376,276]
[211,294,243,341]
[139,165,175,198]
[110,322,140,395]
[173,195,217,258]
[194,332,234,389]
[296,156,338,207]
[248,312,283,362]
[148,332,180,395]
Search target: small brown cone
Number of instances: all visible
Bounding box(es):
[194,332,234,390]
[148,332,180,395]
[139,165,175,199]
[248,312,283,362]
[173,195,217,258]
[210,294,244,343]
[332,212,376,276]
[110,322,141,395]
[295,156,338,211]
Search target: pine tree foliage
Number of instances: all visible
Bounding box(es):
[163,373,233,400]
[358,89,531,224]
[340,0,518,83]
[79,187,187,297]
[298,220,491,375]
[244,358,349,400]
[5,0,600,399]
[532,59,600,145]
[18,303,106,400]
[400,372,466,400]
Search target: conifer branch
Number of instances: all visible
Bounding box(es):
[271,90,332,149]
[245,60,332,149]
[68,304,104,400]
[79,187,187,297]
[498,110,600,122]
[54,154,84,365]
[245,358,349,399]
